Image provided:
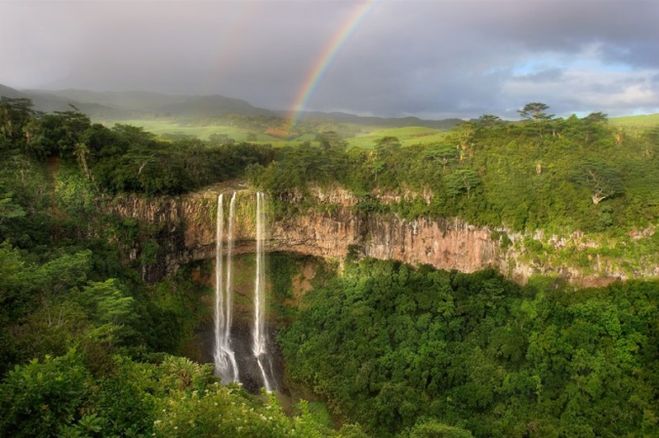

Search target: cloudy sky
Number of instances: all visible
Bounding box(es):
[1,0,658,118]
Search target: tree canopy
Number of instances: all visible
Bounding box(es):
[280,259,659,437]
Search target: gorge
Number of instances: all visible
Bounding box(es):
[1,91,657,436]
[104,185,657,289]
[101,184,659,405]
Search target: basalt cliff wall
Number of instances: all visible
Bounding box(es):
[103,187,653,286]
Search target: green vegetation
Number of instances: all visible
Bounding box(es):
[101,118,289,144]
[611,113,659,129]
[1,353,365,437]
[1,97,658,436]
[280,258,658,437]
[97,117,452,149]
[345,126,450,149]
[1,97,274,195]
[250,110,658,236]
[0,97,365,437]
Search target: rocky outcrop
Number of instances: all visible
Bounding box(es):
[103,187,656,286]
[273,212,498,274]
[104,189,500,278]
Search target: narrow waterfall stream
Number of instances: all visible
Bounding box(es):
[224,192,239,378]
[253,192,275,391]
[213,192,239,383]
[213,191,277,391]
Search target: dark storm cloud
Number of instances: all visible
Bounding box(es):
[0,0,657,117]
[513,69,564,82]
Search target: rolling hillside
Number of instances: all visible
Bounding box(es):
[1,84,462,130]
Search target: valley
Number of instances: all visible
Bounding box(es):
[3,1,659,435]
[0,91,657,437]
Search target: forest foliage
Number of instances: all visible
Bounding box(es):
[2,96,658,234]
[248,109,658,234]
[0,97,365,437]
[1,97,274,195]
[1,97,658,436]
[279,259,658,437]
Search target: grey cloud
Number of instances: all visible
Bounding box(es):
[512,69,564,82]
[0,0,657,118]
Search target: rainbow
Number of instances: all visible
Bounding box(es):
[285,0,377,133]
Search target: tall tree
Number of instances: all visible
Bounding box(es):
[582,112,608,144]
[517,102,553,121]
[316,130,347,150]
[0,97,35,144]
[573,160,624,205]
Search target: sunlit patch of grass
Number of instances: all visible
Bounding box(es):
[99,118,454,149]
[346,126,451,148]
[610,113,659,129]
[99,118,287,144]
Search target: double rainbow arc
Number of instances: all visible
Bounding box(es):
[285,0,377,133]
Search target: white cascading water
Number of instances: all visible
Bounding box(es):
[214,192,239,383]
[253,192,274,391]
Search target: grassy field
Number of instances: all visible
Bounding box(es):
[345,126,451,148]
[100,118,339,148]
[100,118,284,143]
[101,114,658,151]
[101,118,453,149]
[610,113,659,129]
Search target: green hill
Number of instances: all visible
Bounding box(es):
[2,84,462,132]
[291,110,462,129]
[41,89,276,119]
[0,84,23,98]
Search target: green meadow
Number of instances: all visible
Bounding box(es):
[345,125,451,148]
[99,118,285,143]
[610,113,659,129]
[101,113,659,152]
[101,118,453,148]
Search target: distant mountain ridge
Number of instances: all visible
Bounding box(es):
[0,84,127,117]
[0,84,23,98]
[1,84,459,128]
[34,89,276,119]
[290,110,462,129]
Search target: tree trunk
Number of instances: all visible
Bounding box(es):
[592,193,606,205]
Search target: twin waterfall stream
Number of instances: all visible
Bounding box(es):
[213,192,276,392]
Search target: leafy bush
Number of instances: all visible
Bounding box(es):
[0,351,91,437]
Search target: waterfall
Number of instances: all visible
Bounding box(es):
[253,192,274,391]
[213,192,239,383]
[213,191,275,391]
[225,192,239,379]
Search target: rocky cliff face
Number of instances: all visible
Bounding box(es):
[273,212,499,274]
[103,187,653,286]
